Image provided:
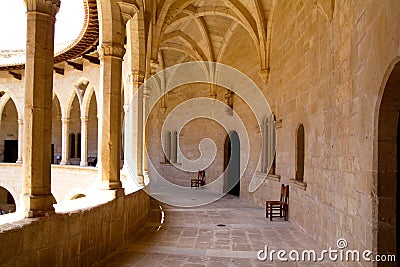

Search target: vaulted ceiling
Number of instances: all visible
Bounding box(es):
[0,0,274,82]
[153,0,274,80]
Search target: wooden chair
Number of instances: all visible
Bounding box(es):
[191,170,206,187]
[265,184,289,221]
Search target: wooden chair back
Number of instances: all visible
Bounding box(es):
[280,184,289,204]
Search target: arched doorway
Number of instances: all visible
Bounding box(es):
[377,61,400,261]
[87,92,98,165]
[224,131,240,196]
[0,98,18,163]
[0,186,16,214]
[52,96,62,164]
[69,94,81,165]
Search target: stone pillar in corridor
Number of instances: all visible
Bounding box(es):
[60,118,70,165]
[22,0,60,217]
[16,119,23,163]
[96,0,138,194]
[142,60,158,180]
[80,117,88,166]
[128,71,145,186]
[97,43,126,195]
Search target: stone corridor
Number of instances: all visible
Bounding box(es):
[99,196,332,267]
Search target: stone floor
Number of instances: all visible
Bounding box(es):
[99,195,336,266]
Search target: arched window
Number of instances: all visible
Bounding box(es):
[164,131,171,163]
[261,113,276,174]
[164,130,178,163]
[296,124,305,182]
[171,131,178,163]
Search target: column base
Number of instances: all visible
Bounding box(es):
[16,160,23,164]
[23,193,56,218]
[91,187,125,203]
[60,160,70,165]
[80,162,88,167]
[137,174,145,186]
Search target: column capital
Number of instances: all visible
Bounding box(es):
[97,43,126,60]
[258,68,270,84]
[117,1,139,24]
[80,117,88,123]
[132,70,145,83]
[24,0,60,16]
[150,60,159,76]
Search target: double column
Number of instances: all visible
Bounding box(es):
[23,0,60,217]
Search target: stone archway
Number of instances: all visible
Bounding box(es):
[0,186,16,214]
[0,98,18,163]
[377,61,400,261]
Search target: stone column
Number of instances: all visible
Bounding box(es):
[16,119,23,163]
[142,84,150,180]
[97,44,125,195]
[80,117,88,166]
[60,118,70,165]
[130,71,145,186]
[23,0,60,217]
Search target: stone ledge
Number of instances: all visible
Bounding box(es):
[289,179,307,190]
[160,162,182,166]
[266,174,281,182]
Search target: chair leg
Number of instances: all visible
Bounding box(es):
[280,205,282,218]
[266,204,268,218]
[285,205,288,221]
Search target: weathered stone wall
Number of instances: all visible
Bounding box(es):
[147,83,261,193]
[0,189,149,266]
[245,0,400,254]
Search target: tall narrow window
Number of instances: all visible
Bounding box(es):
[261,114,276,174]
[164,131,171,163]
[296,124,305,182]
[171,131,178,163]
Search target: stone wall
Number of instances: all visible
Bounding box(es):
[0,189,150,266]
[144,0,400,256]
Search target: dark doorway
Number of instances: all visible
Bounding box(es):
[51,144,55,164]
[377,62,400,264]
[3,140,18,163]
[397,112,400,262]
[224,131,240,196]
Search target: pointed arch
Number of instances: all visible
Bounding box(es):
[81,84,97,118]
[0,97,19,163]
[0,91,21,121]
[52,95,62,164]
[0,182,19,213]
